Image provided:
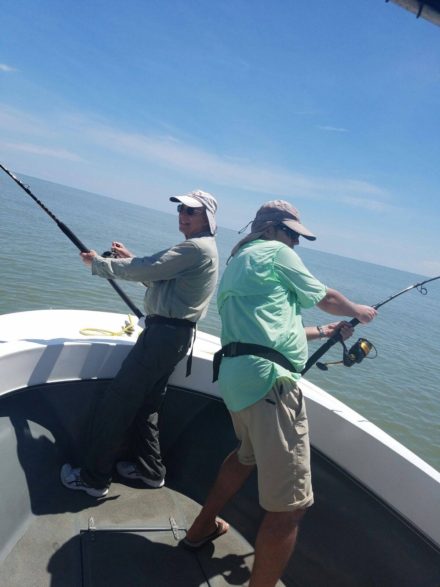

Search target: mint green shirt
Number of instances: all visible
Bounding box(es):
[217,239,327,412]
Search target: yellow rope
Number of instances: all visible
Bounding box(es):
[80,314,137,337]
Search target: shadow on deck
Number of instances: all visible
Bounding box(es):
[0,380,439,586]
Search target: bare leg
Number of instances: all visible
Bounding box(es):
[185,450,254,541]
[249,509,306,587]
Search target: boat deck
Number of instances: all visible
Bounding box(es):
[0,478,255,587]
[0,379,440,586]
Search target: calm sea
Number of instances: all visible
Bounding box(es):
[1,172,439,472]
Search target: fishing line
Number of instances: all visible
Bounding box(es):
[0,163,143,319]
[302,274,440,375]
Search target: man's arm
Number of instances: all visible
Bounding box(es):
[305,321,354,341]
[316,288,377,324]
[80,241,201,283]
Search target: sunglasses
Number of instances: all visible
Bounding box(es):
[177,204,203,216]
[278,224,300,240]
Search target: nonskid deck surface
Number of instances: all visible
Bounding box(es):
[0,479,255,587]
[1,380,440,586]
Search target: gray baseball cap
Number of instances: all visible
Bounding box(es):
[229,199,316,258]
[170,190,218,235]
[252,200,316,240]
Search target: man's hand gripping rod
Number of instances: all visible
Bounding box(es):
[301,275,440,376]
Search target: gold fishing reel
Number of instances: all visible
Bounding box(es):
[316,337,377,370]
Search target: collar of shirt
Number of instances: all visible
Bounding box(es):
[187,230,213,239]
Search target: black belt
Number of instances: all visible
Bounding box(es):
[145,315,196,377]
[145,315,196,328]
[212,342,298,382]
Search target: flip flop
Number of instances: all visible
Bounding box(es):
[181,519,229,551]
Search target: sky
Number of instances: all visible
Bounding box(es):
[1,0,439,276]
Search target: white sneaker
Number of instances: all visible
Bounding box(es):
[60,463,109,498]
[116,461,165,488]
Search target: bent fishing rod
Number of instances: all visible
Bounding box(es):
[301,274,440,375]
[0,163,143,319]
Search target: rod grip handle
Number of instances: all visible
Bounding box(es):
[302,316,361,375]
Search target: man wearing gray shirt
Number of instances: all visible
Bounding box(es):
[61,190,218,497]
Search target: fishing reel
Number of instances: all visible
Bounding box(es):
[102,250,118,258]
[316,337,377,371]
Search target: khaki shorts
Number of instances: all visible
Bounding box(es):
[230,379,314,512]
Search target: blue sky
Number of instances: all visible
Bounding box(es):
[1,0,439,276]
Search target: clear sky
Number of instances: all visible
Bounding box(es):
[1,1,439,276]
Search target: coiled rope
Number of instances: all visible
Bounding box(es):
[80,314,137,337]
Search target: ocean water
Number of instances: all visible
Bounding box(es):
[1,172,439,472]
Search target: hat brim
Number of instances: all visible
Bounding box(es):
[170,195,217,236]
[169,195,204,208]
[282,219,316,241]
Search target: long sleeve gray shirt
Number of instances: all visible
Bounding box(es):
[91,231,218,322]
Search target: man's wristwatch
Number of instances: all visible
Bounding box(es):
[317,325,326,338]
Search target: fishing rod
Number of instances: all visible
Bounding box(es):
[301,274,440,375]
[0,163,143,319]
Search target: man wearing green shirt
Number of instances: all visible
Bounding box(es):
[61,190,218,497]
[183,200,376,587]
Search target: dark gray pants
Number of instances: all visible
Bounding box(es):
[81,322,193,489]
